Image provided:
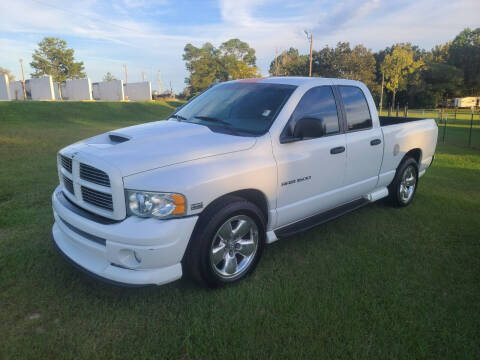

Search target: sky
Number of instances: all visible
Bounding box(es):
[0,0,479,93]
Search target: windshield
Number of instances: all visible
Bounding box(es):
[172,82,296,136]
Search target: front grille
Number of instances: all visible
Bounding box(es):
[80,164,110,187]
[63,176,74,194]
[61,155,72,173]
[81,186,113,211]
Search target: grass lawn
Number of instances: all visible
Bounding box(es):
[379,109,480,148]
[1,102,479,359]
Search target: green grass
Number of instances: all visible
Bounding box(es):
[379,109,480,148]
[1,102,479,359]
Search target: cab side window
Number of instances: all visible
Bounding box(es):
[338,86,372,131]
[284,86,340,139]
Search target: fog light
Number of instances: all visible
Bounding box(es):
[118,249,142,268]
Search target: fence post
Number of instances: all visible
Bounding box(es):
[468,108,474,147]
[441,108,446,144]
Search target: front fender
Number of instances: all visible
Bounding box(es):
[123,135,278,229]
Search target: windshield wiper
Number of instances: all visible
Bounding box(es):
[193,115,232,126]
[169,114,187,121]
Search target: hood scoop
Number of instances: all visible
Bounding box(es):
[109,134,130,144]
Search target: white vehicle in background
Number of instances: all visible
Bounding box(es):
[52,77,438,288]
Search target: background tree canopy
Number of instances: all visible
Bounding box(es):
[103,72,116,82]
[183,39,260,96]
[266,28,479,107]
[179,28,479,107]
[0,67,15,82]
[30,37,86,84]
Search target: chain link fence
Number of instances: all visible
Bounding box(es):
[379,108,480,149]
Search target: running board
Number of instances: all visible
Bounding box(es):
[274,198,369,239]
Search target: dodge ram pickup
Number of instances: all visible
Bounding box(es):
[52,77,438,287]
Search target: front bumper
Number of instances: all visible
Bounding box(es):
[52,186,198,286]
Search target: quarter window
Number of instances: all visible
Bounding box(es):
[285,86,340,138]
[339,86,372,131]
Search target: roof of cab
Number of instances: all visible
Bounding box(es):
[230,76,364,87]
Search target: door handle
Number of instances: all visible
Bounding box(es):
[370,139,382,146]
[330,146,345,154]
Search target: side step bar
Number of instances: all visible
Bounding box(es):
[274,198,369,239]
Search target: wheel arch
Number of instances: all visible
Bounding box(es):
[182,188,269,271]
[388,148,422,188]
[184,188,269,248]
[199,189,269,225]
[403,148,422,166]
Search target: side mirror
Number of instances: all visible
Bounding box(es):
[281,117,324,143]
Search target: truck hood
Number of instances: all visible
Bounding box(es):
[67,120,256,176]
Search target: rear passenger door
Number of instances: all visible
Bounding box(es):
[337,85,383,197]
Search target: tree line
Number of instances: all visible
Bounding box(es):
[1,28,478,107]
[183,28,480,108]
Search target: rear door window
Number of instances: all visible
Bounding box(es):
[339,86,372,131]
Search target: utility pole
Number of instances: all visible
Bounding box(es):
[142,72,146,82]
[19,58,26,100]
[123,64,128,84]
[379,72,384,114]
[157,70,162,93]
[305,31,313,77]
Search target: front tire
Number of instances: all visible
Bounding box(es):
[185,196,266,288]
[388,157,419,207]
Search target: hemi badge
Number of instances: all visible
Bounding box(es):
[191,202,203,211]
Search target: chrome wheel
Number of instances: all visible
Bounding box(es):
[399,165,416,203]
[209,215,259,279]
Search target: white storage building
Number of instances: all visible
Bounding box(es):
[62,78,93,100]
[0,74,11,100]
[9,81,25,100]
[124,82,152,101]
[95,80,124,101]
[30,76,55,100]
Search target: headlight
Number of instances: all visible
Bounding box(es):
[126,190,186,219]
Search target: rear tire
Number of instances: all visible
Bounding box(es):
[387,157,419,207]
[184,196,266,288]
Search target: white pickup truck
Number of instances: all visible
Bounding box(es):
[52,77,437,287]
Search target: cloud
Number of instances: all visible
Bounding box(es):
[0,0,479,92]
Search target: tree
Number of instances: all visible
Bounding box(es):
[0,67,15,82]
[311,46,339,77]
[183,39,260,95]
[30,37,86,84]
[422,62,463,105]
[309,42,378,94]
[269,48,308,76]
[219,39,260,80]
[448,28,480,94]
[183,42,222,95]
[334,43,377,90]
[228,61,261,80]
[103,72,116,81]
[381,45,423,107]
[219,39,256,66]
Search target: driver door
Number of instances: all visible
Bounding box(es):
[272,86,348,228]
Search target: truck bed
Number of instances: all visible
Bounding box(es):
[379,116,427,127]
